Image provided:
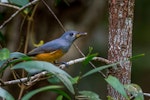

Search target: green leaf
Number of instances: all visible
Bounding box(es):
[56,95,63,100]
[71,76,80,84]
[10,52,27,59]
[22,85,62,100]
[124,84,144,100]
[0,57,31,74]
[77,91,101,100]
[88,47,94,56]
[48,76,61,84]
[107,96,114,100]
[130,54,145,60]
[83,53,98,66]
[8,0,29,7]
[8,0,30,14]
[0,48,10,60]
[82,62,119,78]
[0,87,15,100]
[0,52,29,69]
[54,90,71,100]
[12,61,75,94]
[105,75,128,99]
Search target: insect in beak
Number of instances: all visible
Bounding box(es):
[75,32,87,38]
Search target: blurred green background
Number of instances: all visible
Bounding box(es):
[0,0,150,99]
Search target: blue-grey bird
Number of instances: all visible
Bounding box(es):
[27,31,87,62]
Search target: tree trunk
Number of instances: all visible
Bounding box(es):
[107,0,134,99]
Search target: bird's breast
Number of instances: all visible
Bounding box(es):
[34,49,64,62]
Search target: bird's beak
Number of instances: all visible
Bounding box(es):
[75,32,87,38]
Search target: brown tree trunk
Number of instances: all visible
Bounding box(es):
[107,0,134,99]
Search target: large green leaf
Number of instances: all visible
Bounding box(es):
[12,61,75,94]
[0,87,15,100]
[10,52,27,59]
[22,85,63,100]
[105,75,128,99]
[81,62,119,78]
[0,52,30,73]
[0,48,10,61]
[124,84,144,100]
[8,0,29,7]
[77,91,101,100]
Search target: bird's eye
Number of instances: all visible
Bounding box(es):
[69,33,74,37]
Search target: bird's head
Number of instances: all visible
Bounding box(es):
[61,30,87,42]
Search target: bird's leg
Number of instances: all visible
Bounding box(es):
[54,60,69,67]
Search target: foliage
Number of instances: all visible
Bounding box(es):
[0,48,10,60]
[8,0,29,7]
[22,85,71,100]
[0,87,15,100]
[124,84,144,100]
[0,47,145,99]
[12,61,75,94]
[105,75,128,99]
[77,91,101,100]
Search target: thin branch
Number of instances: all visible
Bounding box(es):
[41,0,66,32]
[0,0,39,30]
[0,71,47,86]
[59,57,110,69]
[143,93,150,97]
[0,56,110,86]
[0,2,20,10]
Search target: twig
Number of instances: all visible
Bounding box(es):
[0,71,47,86]
[41,0,66,32]
[0,0,39,30]
[0,2,20,10]
[0,57,110,86]
[143,93,150,97]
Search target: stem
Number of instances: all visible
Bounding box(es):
[18,85,25,100]
[0,0,39,29]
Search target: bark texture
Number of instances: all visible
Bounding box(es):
[108,0,134,99]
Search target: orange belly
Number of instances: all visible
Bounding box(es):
[34,50,64,62]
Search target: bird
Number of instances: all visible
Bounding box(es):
[27,30,87,63]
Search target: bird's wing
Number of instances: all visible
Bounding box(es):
[27,39,63,56]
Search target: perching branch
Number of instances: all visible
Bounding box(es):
[0,56,110,86]
[0,3,20,10]
[59,56,111,69]
[143,93,150,97]
[0,71,47,86]
[0,0,39,29]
